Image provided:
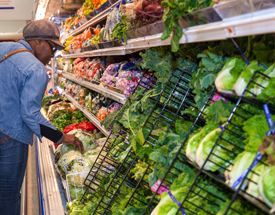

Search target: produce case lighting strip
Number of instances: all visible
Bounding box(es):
[65,93,110,137]
[62,71,127,104]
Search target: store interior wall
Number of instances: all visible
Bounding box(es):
[0,0,37,39]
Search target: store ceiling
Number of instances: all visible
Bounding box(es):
[44,0,81,19]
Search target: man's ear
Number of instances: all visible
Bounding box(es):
[36,39,42,47]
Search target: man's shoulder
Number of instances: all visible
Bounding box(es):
[0,42,45,76]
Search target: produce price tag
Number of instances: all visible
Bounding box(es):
[151,179,169,194]
[76,158,85,163]
[211,94,228,104]
[232,151,263,189]
[151,180,187,215]
[63,163,70,172]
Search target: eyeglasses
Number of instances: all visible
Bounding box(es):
[45,40,57,54]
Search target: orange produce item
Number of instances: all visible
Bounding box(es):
[94,27,101,35]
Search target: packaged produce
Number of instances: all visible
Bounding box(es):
[58,150,83,178]
[69,185,85,201]
[97,107,108,121]
[78,121,96,131]
[67,129,98,151]
[67,156,93,187]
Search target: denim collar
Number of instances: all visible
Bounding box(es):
[18,40,34,53]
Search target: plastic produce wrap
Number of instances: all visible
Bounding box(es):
[73,58,86,78]
[58,150,82,178]
[108,102,122,114]
[116,77,139,97]
[103,5,121,41]
[68,129,98,151]
[69,185,85,201]
[139,72,157,88]
[97,107,108,121]
[67,156,93,187]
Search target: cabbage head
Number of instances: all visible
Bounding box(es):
[60,130,98,156]
[196,125,236,172]
[215,58,247,94]
[246,164,267,198]
[225,151,255,189]
[258,166,275,209]
[233,61,265,96]
[253,63,275,96]
[186,124,216,162]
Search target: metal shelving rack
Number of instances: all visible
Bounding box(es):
[178,70,273,215]
[78,71,158,213]
[62,71,127,104]
[87,68,203,214]
[65,93,110,136]
[62,7,275,58]
[142,70,273,215]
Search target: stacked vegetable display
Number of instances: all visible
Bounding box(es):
[42,96,114,202]
[63,34,275,214]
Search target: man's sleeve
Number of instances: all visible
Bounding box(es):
[40,124,64,144]
[20,65,57,141]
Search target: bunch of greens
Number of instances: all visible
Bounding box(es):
[189,50,229,109]
[243,113,273,152]
[111,15,129,43]
[160,0,213,52]
[217,199,266,215]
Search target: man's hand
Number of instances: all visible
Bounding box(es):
[62,134,84,153]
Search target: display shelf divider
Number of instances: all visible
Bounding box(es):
[62,71,126,104]
[65,93,110,136]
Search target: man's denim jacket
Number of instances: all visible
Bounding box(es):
[0,40,56,145]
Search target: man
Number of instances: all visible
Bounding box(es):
[0,20,84,215]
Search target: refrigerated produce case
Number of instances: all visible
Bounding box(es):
[29,0,275,214]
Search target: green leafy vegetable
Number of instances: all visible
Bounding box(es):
[258,166,275,209]
[215,58,247,94]
[233,60,265,96]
